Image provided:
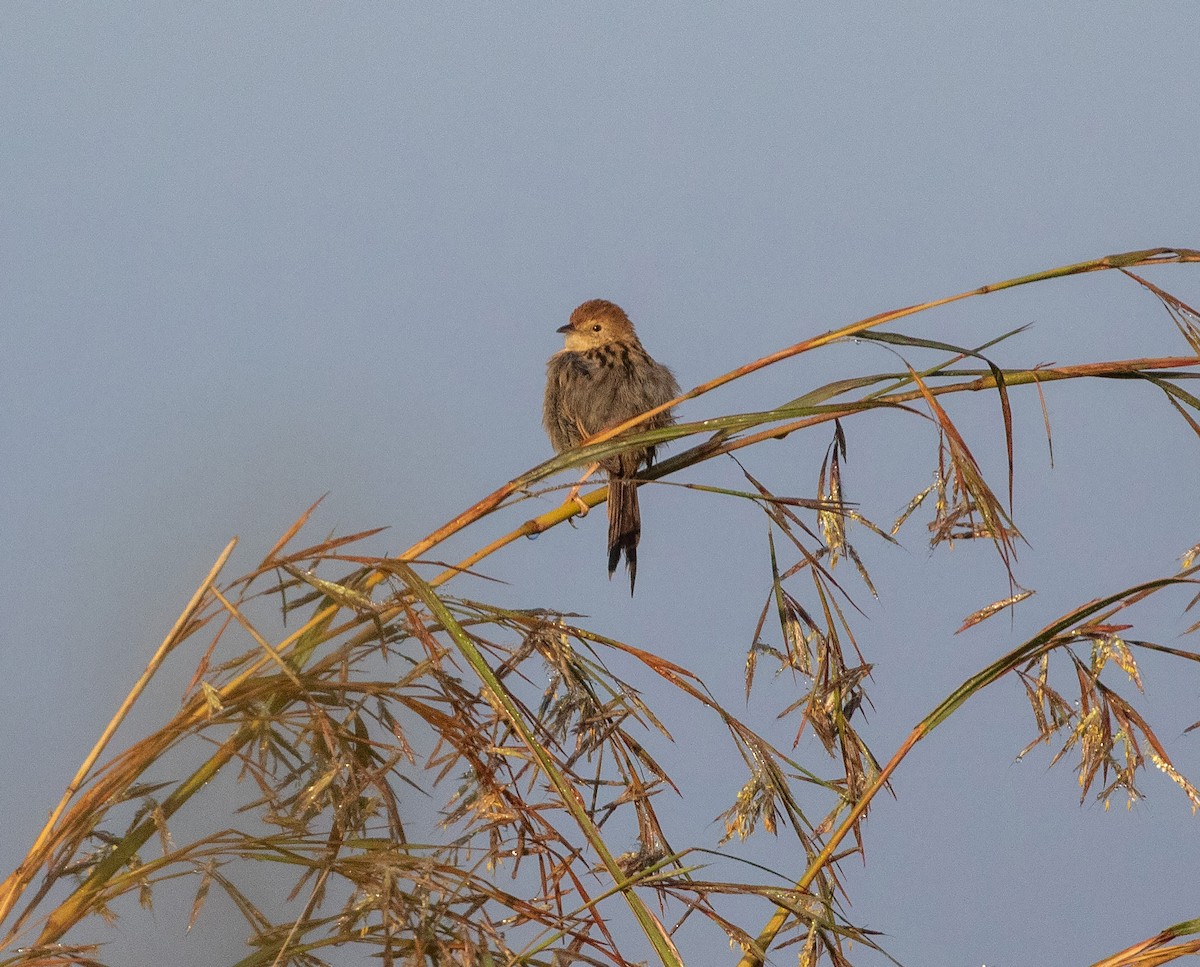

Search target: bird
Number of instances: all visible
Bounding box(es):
[543,299,680,594]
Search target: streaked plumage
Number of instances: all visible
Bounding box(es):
[543,299,680,593]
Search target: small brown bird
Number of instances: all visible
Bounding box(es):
[543,299,680,593]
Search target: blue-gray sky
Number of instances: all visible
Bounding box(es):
[4,5,1199,965]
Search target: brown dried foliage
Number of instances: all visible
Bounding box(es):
[3,250,1200,967]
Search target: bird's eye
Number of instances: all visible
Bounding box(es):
[592,324,602,332]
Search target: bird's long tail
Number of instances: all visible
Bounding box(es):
[607,473,640,594]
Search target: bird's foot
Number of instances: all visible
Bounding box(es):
[562,463,601,518]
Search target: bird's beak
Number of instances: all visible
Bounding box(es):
[556,323,573,334]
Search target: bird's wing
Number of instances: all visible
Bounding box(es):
[543,351,593,452]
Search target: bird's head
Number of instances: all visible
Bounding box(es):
[557,299,639,351]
